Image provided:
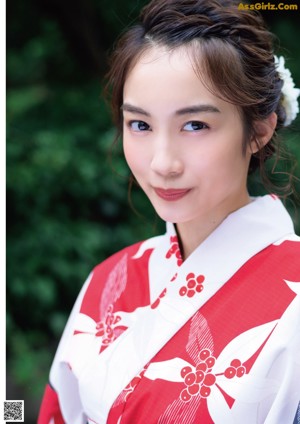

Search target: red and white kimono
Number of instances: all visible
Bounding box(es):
[38,195,300,424]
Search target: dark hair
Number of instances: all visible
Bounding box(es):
[105,0,295,194]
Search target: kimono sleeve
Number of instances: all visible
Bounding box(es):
[38,272,93,424]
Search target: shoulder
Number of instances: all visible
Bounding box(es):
[272,234,300,257]
[261,234,300,271]
[262,234,300,280]
[94,239,149,270]
[79,235,164,316]
[91,233,165,282]
[90,241,143,280]
[276,235,300,272]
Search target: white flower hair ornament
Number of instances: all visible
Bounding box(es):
[274,55,300,126]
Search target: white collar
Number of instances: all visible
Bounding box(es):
[74,195,295,423]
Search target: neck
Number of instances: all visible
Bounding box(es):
[176,194,252,260]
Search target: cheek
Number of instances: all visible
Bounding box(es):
[195,141,248,181]
[123,138,147,177]
[123,135,134,166]
[123,139,131,165]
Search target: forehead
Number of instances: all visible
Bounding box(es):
[123,45,240,120]
[124,45,211,100]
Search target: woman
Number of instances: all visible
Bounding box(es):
[38,0,300,423]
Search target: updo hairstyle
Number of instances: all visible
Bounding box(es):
[105,0,291,186]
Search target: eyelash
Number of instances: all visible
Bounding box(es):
[128,120,151,132]
[127,120,209,132]
[182,121,208,132]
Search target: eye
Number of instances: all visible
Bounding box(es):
[128,120,151,132]
[182,121,208,132]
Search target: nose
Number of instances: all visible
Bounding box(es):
[150,141,184,178]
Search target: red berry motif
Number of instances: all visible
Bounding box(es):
[224,366,236,379]
[105,315,114,326]
[180,348,217,402]
[180,388,191,402]
[196,362,207,372]
[200,386,211,398]
[223,358,246,380]
[196,371,205,383]
[187,279,196,289]
[205,357,216,368]
[187,290,194,298]
[179,286,187,296]
[95,322,105,337]
[184,372,196,386]
[203,373,216,386]
[179,273,205,298]
[166,236,183,266]
[237,366,246,377]
[188,384,200,395]
[181,366,192,378]
[95,304,125,353]
[199,349,210,361]
[180,350,247,403]
[230,359,241,368]
[195,285,204,293]
[197,275,205,284]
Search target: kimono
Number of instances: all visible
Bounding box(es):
[38,195,300,424]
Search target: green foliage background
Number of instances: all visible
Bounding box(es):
[6,1,300,421]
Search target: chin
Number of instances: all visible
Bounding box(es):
[154,208,193,225]
[148,194,197,224]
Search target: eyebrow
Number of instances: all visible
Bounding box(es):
[175,105,220,115]
[121,103,151,117]
[121,103,221,116]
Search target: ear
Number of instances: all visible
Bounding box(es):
[249,112,277,154]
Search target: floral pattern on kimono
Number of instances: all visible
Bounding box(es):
[38,196,300,424]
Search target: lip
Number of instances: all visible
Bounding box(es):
[154,187,191,201]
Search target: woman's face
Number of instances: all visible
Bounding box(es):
[122,46,252,227]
